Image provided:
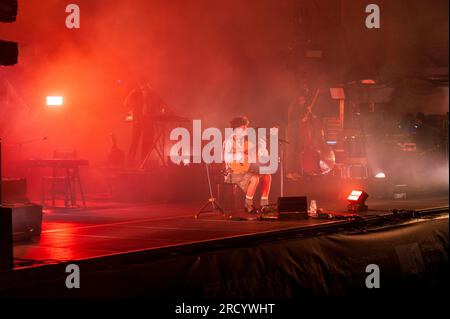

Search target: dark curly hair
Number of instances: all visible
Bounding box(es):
[230,116,250,129]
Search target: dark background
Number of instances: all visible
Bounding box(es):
[0,0,448,161]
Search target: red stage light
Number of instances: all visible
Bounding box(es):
[347,190,369,212]
[360,79,376,84]
[347,190,363,202]
[46,96,63,107]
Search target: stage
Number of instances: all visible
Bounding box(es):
[1,0,449,311]
[13,195,448,266]
[0,194,446,300]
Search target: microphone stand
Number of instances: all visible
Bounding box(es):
[278,137,289,198]
[254,125,289,198]
[195,162,225,219]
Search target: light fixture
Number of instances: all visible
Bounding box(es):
[374,172,386,179]
[347,190,369,212]
[360,79,376,84]
[46,96,63,107]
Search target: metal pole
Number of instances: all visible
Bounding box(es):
[280,151,284,198]
[205,163,214,201]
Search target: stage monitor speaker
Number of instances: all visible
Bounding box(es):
[10,203,43,242]
[0,206,13,270]
[277,196,308,220]
[217,183,246,213]
[0,203,41,270]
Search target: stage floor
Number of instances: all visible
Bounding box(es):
[13,195,449,268]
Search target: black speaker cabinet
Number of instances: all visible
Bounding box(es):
[277,196,308,220]
[10,203,43,241]
[217,183,246,213]
[0,206,13,270]
[0,203,42,269]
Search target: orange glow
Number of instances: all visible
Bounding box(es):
[360,79,376,84]
[46,96,64,107]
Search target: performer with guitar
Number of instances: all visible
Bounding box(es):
[223,116,272,213]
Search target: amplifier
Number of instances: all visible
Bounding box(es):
[277,196,308,220]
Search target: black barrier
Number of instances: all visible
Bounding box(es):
[0,213,447,300]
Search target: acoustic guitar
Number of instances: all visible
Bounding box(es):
[227,137,259,174]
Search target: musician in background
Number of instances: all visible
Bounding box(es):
[124,78,165,166]
[286,93,309,180]
[223,116,272,213]
[286,85,328,179]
